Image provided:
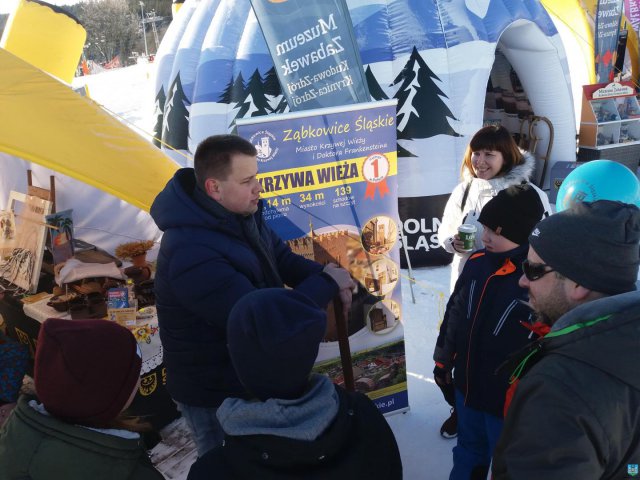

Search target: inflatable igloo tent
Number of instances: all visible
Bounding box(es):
[154,0,576,266]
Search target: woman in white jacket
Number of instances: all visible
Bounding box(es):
[439,126,552,294]
[436,125,552,440]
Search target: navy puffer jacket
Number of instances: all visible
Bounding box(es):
[151,169,337,407]
[434,244,535,417]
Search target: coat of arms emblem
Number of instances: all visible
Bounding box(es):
[140,372,158,396]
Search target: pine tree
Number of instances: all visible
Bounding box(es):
[365,66,388,101]
[273,95,289,114]
[263,67,286,113]
[219,72,246,104]
[162,74,190,151]
[263,66,282,97]
[152,87,166,148]
[392,46,460,141]
[235,69,272,119]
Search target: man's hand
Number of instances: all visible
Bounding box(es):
[323,263,356,318]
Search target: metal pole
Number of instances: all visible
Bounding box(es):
[139,2,148,58]
[151,17,159,52]
[399,228,416,304]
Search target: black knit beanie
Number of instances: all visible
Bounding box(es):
[227,288,326,401]
[529,200,640,295]
[478,184,545,245]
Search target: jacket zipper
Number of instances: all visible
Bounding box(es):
[464,258,516,405]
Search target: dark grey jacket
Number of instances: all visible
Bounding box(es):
[187,377,402,480]
[0,396,162,480]
[493,290,640,480]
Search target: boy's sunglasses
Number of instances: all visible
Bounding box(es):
[522,259,554,281]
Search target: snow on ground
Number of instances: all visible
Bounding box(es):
[387,266,456,479]
[73,62,158,139]
[77,63,464,479]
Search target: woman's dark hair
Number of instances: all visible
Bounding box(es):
[460,125,523,179]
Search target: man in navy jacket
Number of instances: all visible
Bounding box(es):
[151,134,354,456]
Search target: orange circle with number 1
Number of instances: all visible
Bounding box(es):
[362,153,390,184]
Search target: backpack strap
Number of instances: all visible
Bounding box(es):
[460,180,472,213]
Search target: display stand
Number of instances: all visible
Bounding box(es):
[0,291,179,430]
[0,180,179,429]
[578,81,640,171]
[0,192,53,293]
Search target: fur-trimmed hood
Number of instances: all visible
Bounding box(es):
[462,150,536,187]
[440,150,550,292]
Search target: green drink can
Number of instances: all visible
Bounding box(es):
[458,224,477,251]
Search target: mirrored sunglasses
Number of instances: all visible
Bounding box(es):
[522,259,554,281]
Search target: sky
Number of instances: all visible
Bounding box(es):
[1,0,84,15]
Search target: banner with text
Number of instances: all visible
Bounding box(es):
[595,0,624,82]
[624,0,640,33]
[249,0,370,111]
[237,100,407,414]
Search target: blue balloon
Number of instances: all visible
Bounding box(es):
[556,160,640,211]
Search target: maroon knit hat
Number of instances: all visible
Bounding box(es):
[35,318,142,427]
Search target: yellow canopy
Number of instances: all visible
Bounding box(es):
[580,0,640,85]
[543,0,640,85]
[1,0,86,84]
[0,48,179,212]
[541,0,596,84]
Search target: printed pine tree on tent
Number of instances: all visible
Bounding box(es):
[220,72,247,128]
[392,47,460,147]
[236,69,272,119]
[222,69,291,128]
[263,67,288,114]
[152,88,166,147]
[219,71,246,104]
[162,74,190,151]
[365,66,389,102]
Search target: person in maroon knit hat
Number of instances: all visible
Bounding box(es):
[0,318,163,479]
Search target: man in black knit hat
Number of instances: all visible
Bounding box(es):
[187,288,402,480]
[493,200,640,480]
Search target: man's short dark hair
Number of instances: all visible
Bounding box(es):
[194,135,257,190]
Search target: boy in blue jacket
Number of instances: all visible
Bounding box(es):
[433,184,546,480]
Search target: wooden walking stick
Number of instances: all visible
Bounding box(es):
[334,296,355,392]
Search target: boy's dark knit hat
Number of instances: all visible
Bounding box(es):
[478,184,545,245]
[35,318,142,427]
[227,289,326,401]
[529,200,640,295]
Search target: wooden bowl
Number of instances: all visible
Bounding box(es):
[47,293,82,312]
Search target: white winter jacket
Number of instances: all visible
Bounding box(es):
[438,152,552,292]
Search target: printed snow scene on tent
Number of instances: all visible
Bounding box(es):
[155,0,576,266]
[369,47,461,159]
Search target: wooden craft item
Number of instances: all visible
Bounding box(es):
[0,191,52,293]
